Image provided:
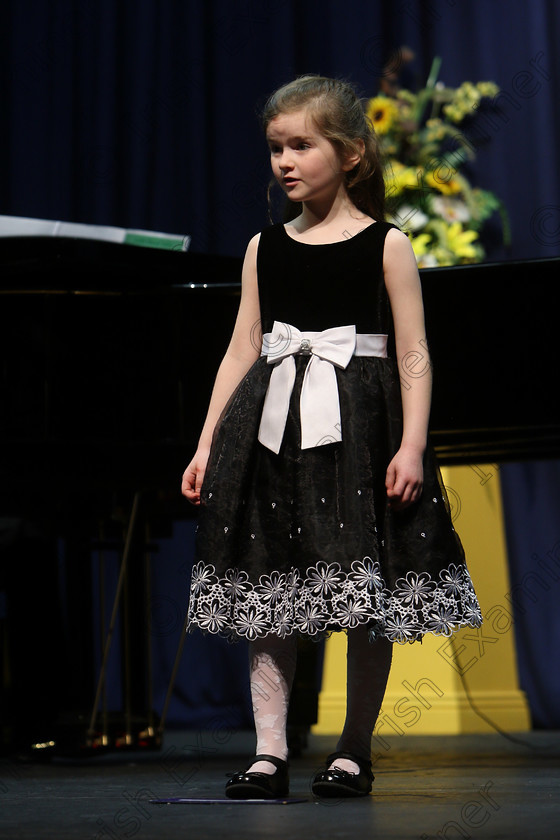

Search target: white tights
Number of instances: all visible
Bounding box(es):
[248,634,297,774]
[247,629,392,775]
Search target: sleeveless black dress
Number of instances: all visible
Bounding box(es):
[186,222,482,643]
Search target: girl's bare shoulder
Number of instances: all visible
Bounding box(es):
[246,231,262,252]
[385,225,412,247]
[384,227,416,265]
[241,233,262,275]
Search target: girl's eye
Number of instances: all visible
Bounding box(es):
[268,143,311,154]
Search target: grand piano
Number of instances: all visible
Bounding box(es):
[1,232,558,757]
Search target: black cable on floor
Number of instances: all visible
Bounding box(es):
[451,636,555,752]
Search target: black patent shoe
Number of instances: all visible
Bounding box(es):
[225,754,289,799]
[311,751,374,798]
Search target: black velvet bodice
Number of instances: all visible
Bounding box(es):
[256,221,396,336]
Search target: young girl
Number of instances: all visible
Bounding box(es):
[182,74,482,799]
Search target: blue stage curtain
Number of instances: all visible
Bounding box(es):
[2,0,559,260]
[499,461,560,729]
[149,520,253,731]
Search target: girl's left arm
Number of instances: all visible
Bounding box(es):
[383,227,432,510]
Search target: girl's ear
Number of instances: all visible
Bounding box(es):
[341,138,365,172]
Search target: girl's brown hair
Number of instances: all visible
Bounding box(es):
[261,74,386,222]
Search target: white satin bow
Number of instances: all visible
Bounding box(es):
[258,322,358,454]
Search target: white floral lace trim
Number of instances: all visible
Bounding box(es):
[186,557,482,644]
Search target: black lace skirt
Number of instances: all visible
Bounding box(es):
[186,354,482,643]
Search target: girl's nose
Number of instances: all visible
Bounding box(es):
[279,150,294,170]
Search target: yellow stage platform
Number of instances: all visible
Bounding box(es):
[314,463,531,738]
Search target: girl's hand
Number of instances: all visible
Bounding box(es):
[181,447,210,505]
[385,445,424,511]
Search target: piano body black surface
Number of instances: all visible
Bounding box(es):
[0,237,559,756]
[0,238,242,517]
[0,238,244,756]
[1,236,558,484]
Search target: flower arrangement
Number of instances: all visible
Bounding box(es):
[367,57,509,267]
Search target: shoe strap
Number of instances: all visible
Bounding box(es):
[249,754,288,770]
[326,751,373,778]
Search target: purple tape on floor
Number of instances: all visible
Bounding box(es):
[149,798,309,805]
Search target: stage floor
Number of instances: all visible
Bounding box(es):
[1,730,559,839]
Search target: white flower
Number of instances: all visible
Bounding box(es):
[395,571,437,608]
[439,564,464,597]
[349,557,384,593]
[255,571,286,607]
[197,599,229,634]
[295,601,328,634]
[222,568,251,601]
[333,594,370,628]
[234,605,269,640]
[389,204,429,231]
[273,606,293,638]
[385,612,418,643]
[305,561,344,598]
[425,606,457,635]
[463,600,483,625]
[190,562,217,595]
[286,569,302,602]
[432,196,471,223]
[416,253,439,268]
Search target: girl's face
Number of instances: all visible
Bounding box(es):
[266,109,354,206]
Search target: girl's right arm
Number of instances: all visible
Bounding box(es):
[181,233,262,504]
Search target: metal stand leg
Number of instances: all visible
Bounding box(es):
[157,605,191,738]
[87,492,141,747]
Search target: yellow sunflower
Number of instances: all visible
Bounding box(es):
[424,169,464,196]
[366,96,399,135]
